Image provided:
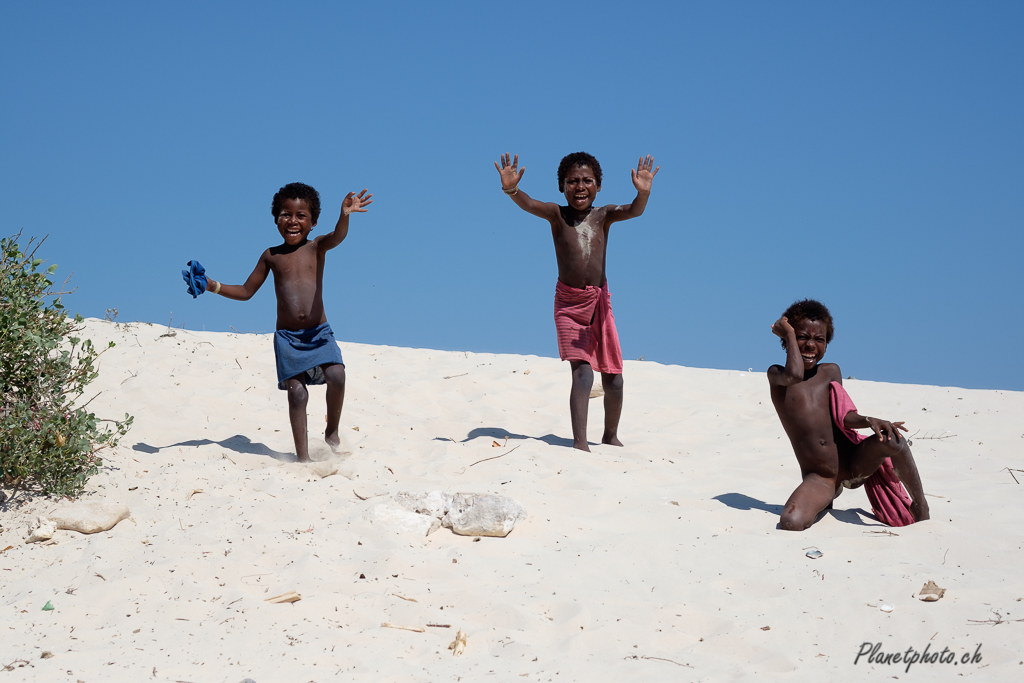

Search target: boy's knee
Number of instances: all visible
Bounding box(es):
[286,381,308,404]
[779,508,810,532]
[571,362,594,383]
[324,363,346,386]
[602,373,623,393]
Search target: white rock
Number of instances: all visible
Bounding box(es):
[48,502,130,534]
[25,516,56,543]
[364,501,440,537]
[395,491,454,519]
[442,493,526,537]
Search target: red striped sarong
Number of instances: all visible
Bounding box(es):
[829,381,915,527]
[553,280,623,374]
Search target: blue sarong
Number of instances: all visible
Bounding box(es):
[273,322,344,390]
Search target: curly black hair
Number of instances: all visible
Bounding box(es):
[271,182,321,223]
[557,152,602,193]
[780,299,834,348]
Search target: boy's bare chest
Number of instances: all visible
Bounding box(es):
[269,244,320,276]
[774,375,831,418]
[555,211,607,261]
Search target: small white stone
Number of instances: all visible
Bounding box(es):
[25,516,56,543]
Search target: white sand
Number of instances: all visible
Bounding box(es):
[1,318,1022,681]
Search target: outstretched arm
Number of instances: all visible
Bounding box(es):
[767,316,804,385]
[318,189,373,252]
[606,155,660,224]
[207,251,270,301]
[494,153,560,221]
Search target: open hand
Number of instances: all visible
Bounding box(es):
[494,153,525,191]
[771,316,794,339]
[631,155,660,193]
[866,417,908,442]
[342,189,373,215]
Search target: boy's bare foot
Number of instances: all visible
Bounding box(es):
[573,441,591,452]
[325,428,341,451]
[601,433,623,447]
[296,454,311,464]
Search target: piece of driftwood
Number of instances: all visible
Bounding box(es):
[265,591,301,604]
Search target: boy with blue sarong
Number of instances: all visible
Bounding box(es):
[202,182,371,462]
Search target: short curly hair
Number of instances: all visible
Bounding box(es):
[271,182,321,223]
[780,299,834,348]
[557,152,602,193]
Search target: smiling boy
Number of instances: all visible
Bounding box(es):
[768,299,929,530]
[494,152,658,451]
[204,182,372,462]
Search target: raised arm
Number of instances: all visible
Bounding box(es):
[316,189,373,252]
[767,316,804,386]
[606,155,660,224]
[207,251,270,301]
[494,153,560,221]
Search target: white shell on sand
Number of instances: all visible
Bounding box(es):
[441,493,526,537]
[25,516,56,543]
[48,502,130,534]
[879,603,894,613]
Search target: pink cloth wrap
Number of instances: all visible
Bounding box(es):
[829,381,915,527]
[553,280,623,374]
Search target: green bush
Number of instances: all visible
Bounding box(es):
[1,233,132,497]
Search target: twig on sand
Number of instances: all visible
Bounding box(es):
[470,445,521,467]
[863,530,899,536]
[235,358,243,370]
[968,609,1024,626]
[392,593,417,602]
[443,373,468,380]
[624,655,692,668]
[382,622,424,633]
[1003,467,1023,484]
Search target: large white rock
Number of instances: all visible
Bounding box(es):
[25,516,56,543]
[395,490,454,519]
[442,493,526,537]
[364,501,440,537]
[48,502,130,534]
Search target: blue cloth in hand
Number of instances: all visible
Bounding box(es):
[182,260,208,298]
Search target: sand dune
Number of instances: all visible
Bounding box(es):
[1,318,1021,681]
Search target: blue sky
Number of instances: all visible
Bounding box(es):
[3,2,1022,390]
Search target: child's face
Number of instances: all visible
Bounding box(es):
[563,165,600,210]
[791,318,828,370]
[276,198,317,245]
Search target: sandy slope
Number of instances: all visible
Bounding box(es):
[1,318,1022,682]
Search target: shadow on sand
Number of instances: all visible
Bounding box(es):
[433,427,574,449]
[713,492,884,528]
[132,435,293,463]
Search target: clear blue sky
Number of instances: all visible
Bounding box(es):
[3,2,1021,390]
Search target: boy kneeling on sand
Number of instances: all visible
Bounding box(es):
[768,299,929,530]
[199,182,371,462]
